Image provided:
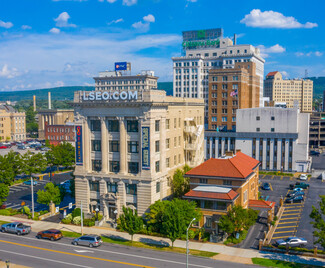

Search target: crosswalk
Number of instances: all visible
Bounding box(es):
[9,180,48,194]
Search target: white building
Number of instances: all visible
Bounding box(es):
[172,28,265,121]
[205,107,310,172]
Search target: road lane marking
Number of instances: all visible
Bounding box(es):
[274,230,295,234]
[275,226,297,229]
[74,250,94,253]
[272,236,290,239]
[284,209,301,212]
[278,221,299,225]
[279,217,300,220]
[270,183,273,191]
[0,249,91,268]
[281,213,301,216]
[0,235,215,268]
[0,239,155,268]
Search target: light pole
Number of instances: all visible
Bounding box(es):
[186,217,196,268]
[31,176,34,218]
[95,207,99,222]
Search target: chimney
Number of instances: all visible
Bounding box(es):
[225,151,234,157]
[48,92,51,110]
[236,149,241,154]
[33,95,36,112]
[233,34,237,45]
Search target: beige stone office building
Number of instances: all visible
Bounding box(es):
[0,105,26,141]
[73,72,204,220]
[38,109,74,139]
[264,71,313,112]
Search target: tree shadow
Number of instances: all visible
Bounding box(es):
[101,234,129,242]
[138,237,170,248]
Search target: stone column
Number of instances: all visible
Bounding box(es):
[160,118,166,168]
[119,117,127,174]
[215,138,219,158]
[284,139,289,171]
[204,138,207,160]
[277,139,282,171]
[227,137,231,151]
[262,139,267,170]
[101,118,108,173]
[209,138,213,159]
[270,139,274,170]
[256,139,260,161]
[84,118,91,172]
[221,138,225,156]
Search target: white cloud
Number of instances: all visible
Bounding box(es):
[123,0,137,6]
[54,12,77,28]
[143,14,155,23]
[315,51,323,57]
[241,9,318,29]
[295,51,323,57]
[257,44,285,58]
[0,64,20,79]
[0,20,13,29]
[132,21,150,32]
[52,0,88,1]
[49,28,61,34]
[55,81,65,87]
[295,52,304,57]
[107,18,124,25]
[21,25,32,30]
[280,71,289,78]
[98,0,117,2]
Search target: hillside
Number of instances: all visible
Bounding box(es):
[308,77,325,97]
[0,82,173,102]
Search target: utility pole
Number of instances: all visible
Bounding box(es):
[80,200,83,235]
[31,176,34,218]
[186,218,196,268]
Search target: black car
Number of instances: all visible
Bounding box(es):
[262,182,271,190]
[287,191,305,198]
[285,195,304,203]
[310,150,320,156]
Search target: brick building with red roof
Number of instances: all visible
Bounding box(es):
[183,151,260,237]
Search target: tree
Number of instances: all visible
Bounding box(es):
[0,155,15,185]
[47,142,75,171]
[146,199,201,247]
[118,207,143,242]
[172,165,191,198]
[37,182,61,205]
[25,106,38,137]
[310,195,325,249]
[21,152,47,178]
[219,205,258,238]
[0,183,9,205]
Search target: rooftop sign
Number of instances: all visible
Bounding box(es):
[82,91,138,101]
[182,39,220,49]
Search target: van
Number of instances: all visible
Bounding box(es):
[17,145,26,150]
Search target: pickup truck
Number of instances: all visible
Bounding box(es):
[1,222,31,235]
[289,182,309,190]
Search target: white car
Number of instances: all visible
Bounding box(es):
[299,174,308,181]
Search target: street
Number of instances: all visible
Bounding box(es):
[0,232,256,268]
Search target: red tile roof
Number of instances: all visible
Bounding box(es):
[248,199,275,209]
[186,152,259,179]
[266,71,279,77]
[184,189,238,201]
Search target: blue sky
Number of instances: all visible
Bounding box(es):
[0,0,324,91]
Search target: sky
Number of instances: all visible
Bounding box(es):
[0,0,324,91]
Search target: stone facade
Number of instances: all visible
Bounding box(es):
[0,105,26,141]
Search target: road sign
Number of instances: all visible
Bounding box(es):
[69,202,72,209]
[55,206,59,213]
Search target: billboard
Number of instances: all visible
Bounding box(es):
[115,62,128,71]
[141,127,150,170]
[75,126,83,165]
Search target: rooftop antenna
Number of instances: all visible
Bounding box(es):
[305,69,308,79]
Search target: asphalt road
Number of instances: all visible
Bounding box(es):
[0,232,256,268]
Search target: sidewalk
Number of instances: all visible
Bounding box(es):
[1,215,325,267]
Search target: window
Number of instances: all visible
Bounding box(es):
[223,180,232,186]
[155,161,160,172]
[108,120,119,132]
[166,119,170,129]
[222,76,228,81]
[243,190,248,203]
[174,118,177,128]
[256,116,260,121]
[107,182,118,193]
[205,216,212,228]
[174,137,177,147]
[166,157,170,168]
[178,136,181,146]
[128,162,139,174]
[155,120,160,132]
[109,161,120,172]
[127,120,138,132]
[155,141,160,152]
[200,178,207,184]
[166,138,170,149]
[91,140,101,152]
[156,182,160,193]
[125,183,137,195]
[128,141,139,153]
[90,120,101,131]
[89,180,99,192]
[256,128,260,132]
[271,116,275,121]
[92,160,102,172]
[109,141,119,152]
[204,200,213,209]
[271,128,275,132]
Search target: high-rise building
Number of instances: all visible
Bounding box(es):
[0,105,26,141]
[73,69,205,219]
[264,71,313,112]
[172,28,265,121]
[208,62,260,131]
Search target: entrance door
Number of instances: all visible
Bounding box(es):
[109,206,117,220]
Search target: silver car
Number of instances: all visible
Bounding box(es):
[276,237,307,247]
[72,235,102,247]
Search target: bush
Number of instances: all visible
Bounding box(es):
[61,218,71,224]
[224,230,248,245]
[65,213,72,221]
[188,229,196,240]
[22,206,31,216]
[72,216,81,225]
[0,209,10,216]
[72,208,83,219]
[83,219,95,227]
[39,210,49,215]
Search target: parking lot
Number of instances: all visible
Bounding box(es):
[0,145,46,156]
[259,174,325,249]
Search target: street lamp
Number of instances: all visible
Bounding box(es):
[95,207,99,222]
[186,217,196,268]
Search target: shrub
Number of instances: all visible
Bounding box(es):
[0,209,10,216]
[188,229,196,240]
[72,216,81,225]
[72,208,83,219]
[61,218,71,224]
[65,213,72,221]
[83,219,95,227]
[22,206,31,215]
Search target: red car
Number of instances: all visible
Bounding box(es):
[0,146,7,149]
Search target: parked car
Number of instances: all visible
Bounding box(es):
[310,150,320,156]
[262,182,271,190]
[36,229,63,241]
[299,174,308,181]
[286,195,304,203]
[35,146,42,151]
[41,147,49,151]
[23,180,38,186]
[290,182,309,190]
[0,145,7,149]
[72,235,102,247]
[17,145,26,150]
[293,187,304,192]
[276,237,307,247]
[1,222,31,235]
[287,191,305,198]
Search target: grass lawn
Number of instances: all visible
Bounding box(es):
[0,220,10,225]
[252,258,322,268]
[61,231,217,258]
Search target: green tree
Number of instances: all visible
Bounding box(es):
[0,183,9,205]
[37,182,61,205]
[21,152,47,179]
[47,142,75,171]
[219,205,258,238]
[6,151,23,179]
[310,195,325,249]
[118,207,143,242]
[172,165,191,198]
[25,106,38,137]
[0,155,15,185]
